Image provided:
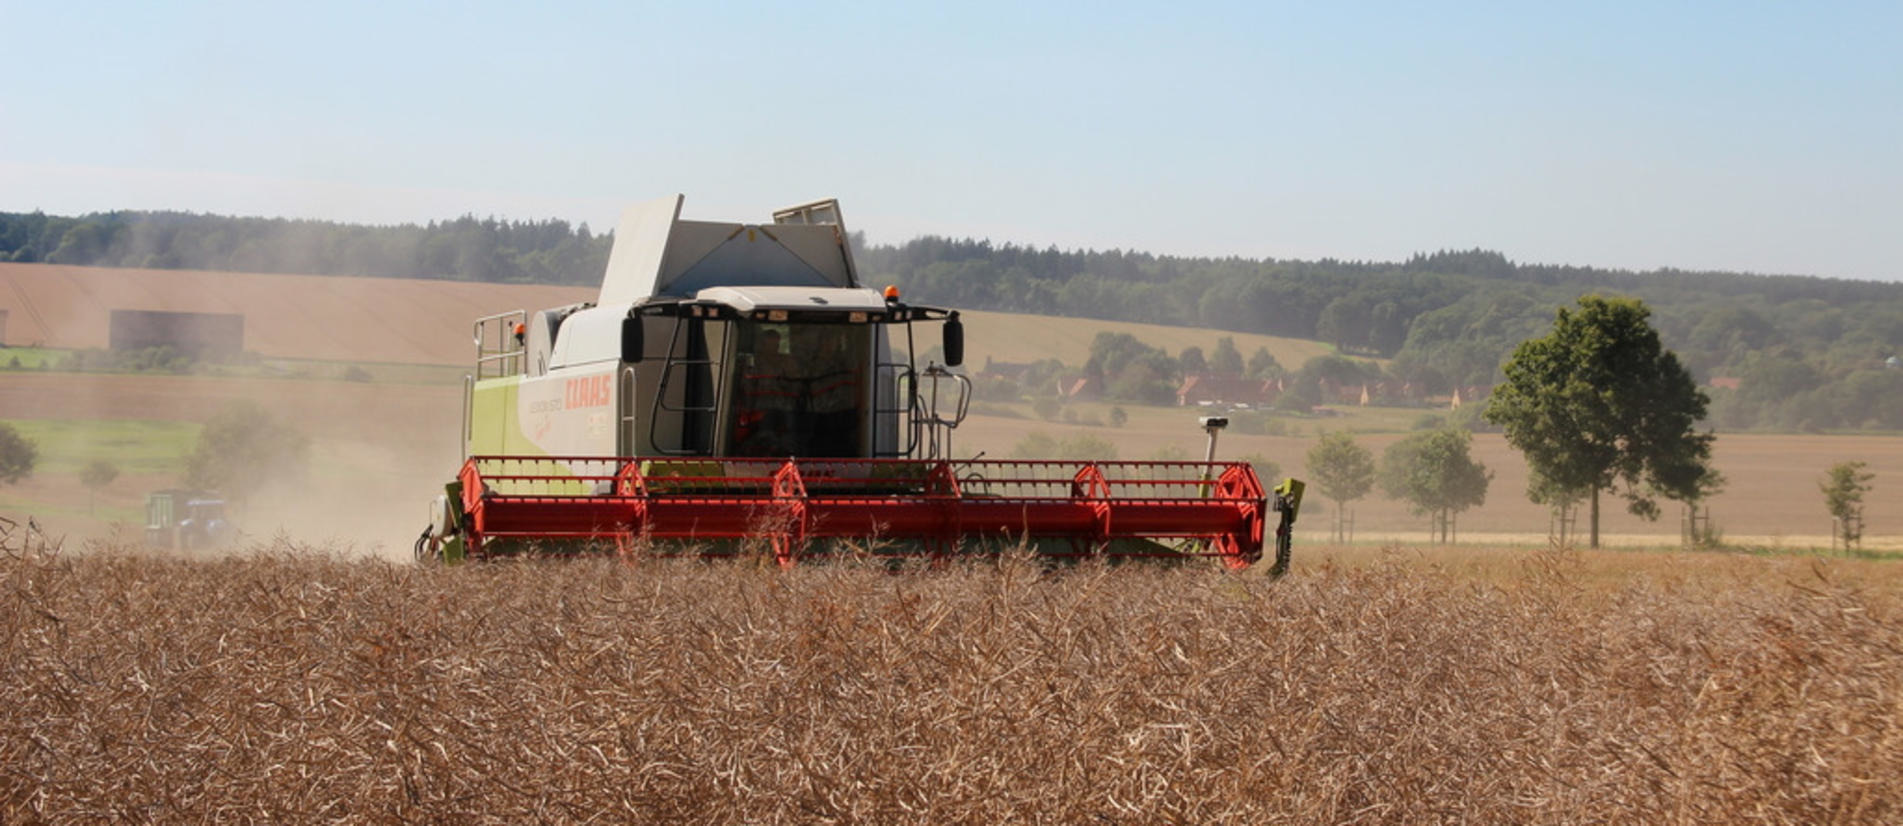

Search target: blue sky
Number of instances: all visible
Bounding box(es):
[1,1,1897,280]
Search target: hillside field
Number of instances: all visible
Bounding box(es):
[0,262,1325,370]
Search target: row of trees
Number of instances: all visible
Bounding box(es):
[1305,420,1878,552]
[1075,333,1291,405]
[864,240,1903,410]
[1302,297,1722,549]
[0,211,611,285]
[983,332,1388,411]
[1306,429,1491,544]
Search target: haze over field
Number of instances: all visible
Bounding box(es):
[1,2,1899,281]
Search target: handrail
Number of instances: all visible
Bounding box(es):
[472,310,527,379]
[647,315,729,455]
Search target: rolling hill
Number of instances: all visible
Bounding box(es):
[0,262,1332,370]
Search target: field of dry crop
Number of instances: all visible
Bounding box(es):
[6,518,1901,823]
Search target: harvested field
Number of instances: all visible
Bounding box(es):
[5,523,1901,822]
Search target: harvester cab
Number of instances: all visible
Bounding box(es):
[421,196,1297,571]
[454,196,967,464]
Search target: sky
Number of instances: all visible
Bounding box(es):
[1,1,1898,281]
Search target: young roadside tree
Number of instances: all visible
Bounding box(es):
[1306,431,1375,542]
[1820,461,1875,551]
[79,459,120,515]
[0,423,37,485]
[1484,295,1713,549]
[184,401,311,505]
[1379,428,1491,544]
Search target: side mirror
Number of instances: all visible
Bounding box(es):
[621,316,644,363]
[942,313,964,367]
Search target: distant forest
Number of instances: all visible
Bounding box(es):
[4,209,1901,431]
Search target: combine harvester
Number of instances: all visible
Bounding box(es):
[418,196,1302,571]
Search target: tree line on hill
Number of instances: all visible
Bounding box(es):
[5,209,1900,431]
[864,242,1903,431]
[0,210,611,286]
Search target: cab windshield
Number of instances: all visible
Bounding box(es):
[728,321,871,457]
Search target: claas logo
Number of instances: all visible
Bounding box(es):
[564,375,612,409]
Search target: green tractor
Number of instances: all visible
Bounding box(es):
[145,489,235,551]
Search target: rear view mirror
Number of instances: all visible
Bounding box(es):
[621,316,644,363]
[942,314,964,367]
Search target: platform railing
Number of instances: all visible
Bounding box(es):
[472,310,527,379]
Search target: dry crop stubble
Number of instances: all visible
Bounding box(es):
[4,525,1902,823]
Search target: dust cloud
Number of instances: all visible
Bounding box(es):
[0,261,483,558]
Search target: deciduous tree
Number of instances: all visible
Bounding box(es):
[1306,432,1374,542]
[1245,346,1285,380]
[184,401,310,503]
[1178,346,1206,374]
[1379,429,1491,543]
[1485,296,1713,548]
[79,459,120,514]
[1210,337,1244,375]
[0,423,37,485]
[1820,461,1875,550]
